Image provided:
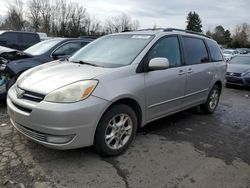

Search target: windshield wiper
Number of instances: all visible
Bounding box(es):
[71,60,103,67]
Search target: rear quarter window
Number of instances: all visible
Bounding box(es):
[206,40,224,62]
[18,33,40,44]
[0,32,17,43]
[182,37,209,65]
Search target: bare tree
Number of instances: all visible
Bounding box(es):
[104,14,140,33]
[40,0,51,33]
[27,0,42,31]
[67,3,87,37]
[85,16,102,35]
[3,0,25,30]
[0,0,140,37]
[231,23,250,47]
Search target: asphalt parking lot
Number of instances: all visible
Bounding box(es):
[0,86,250,188]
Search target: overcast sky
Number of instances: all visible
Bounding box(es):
[0,0,249,32]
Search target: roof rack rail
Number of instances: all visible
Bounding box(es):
[135,28,166,32]
[164,28,210,38]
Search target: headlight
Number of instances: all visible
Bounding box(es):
[44,80,98,103]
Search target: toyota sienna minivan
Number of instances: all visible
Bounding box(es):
[7,28,226,156]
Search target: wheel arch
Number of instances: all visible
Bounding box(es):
[96,96,144,132]
[214,80,222,93]
[107,98,143,128]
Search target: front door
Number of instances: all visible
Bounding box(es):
[144,36,186,121]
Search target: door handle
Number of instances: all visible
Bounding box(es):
[187,68,193,74]
[178,70,185,75]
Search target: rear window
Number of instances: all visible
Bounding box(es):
[206,40,224,61]
[182,37,209,65]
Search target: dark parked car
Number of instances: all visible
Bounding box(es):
[0,38,94,98]
[0,31,40,50]
[226,54,250,86]
[236,48,250,54]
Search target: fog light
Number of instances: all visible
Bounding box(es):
[46,134,75,144]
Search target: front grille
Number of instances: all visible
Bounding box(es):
[15,85,45,102]
[22,91,45,102]
[226,77,243,84]
[226,72,242,77]
[15,122,46,142]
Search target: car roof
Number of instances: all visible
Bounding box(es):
[43,37,94,43]
[223,49,237,51]
[0,30,38,35]
[111,28,216,42]
[55,37,94,42]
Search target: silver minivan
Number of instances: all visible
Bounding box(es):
[7,28,226,156]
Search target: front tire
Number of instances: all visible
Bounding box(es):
[94,104,138,157]
[200,85,221,114]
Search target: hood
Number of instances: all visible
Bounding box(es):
[0,46,16,54]
[17,60,111,94]
[0,50,32,64]
[227,64,250,73]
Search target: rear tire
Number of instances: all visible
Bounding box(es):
[200,85,221,114]
[94,104,137,157]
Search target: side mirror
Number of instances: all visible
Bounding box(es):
[148,57,170,71]
[52,52,67,59]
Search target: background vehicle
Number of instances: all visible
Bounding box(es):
[0,46,30,99]
[236,48,250,54]
[223,49,239,61]
[37,32,50,41]
[226,54,250,86]
[0,31,40,50]
[7,28,226,156]
[0,37,94,97]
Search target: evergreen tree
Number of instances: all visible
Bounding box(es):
[212,25,225,44]
[224,30,232,46]
[206,30,213,37]
[186,11,203,32]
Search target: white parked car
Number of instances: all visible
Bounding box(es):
[223,49,239,61]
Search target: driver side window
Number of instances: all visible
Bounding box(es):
[147,36,181,67]
[53,42,82,56]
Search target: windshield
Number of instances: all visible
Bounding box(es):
[223,50,233,55]
[24,39,62,56]
[230,56,250,65]
[69,34,154,68]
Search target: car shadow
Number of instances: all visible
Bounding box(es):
[226,84,250,91]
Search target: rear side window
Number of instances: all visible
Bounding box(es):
[206,40,224,61]
[18,33,40,44]
[182,37,209,65]
[0,32,17,43]
[147,36,181,67]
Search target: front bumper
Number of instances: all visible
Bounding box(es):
[225,75,250,86]
[7,85,111,149]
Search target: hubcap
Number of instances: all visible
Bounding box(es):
[209,89,219,110]
[105,114,133,150]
